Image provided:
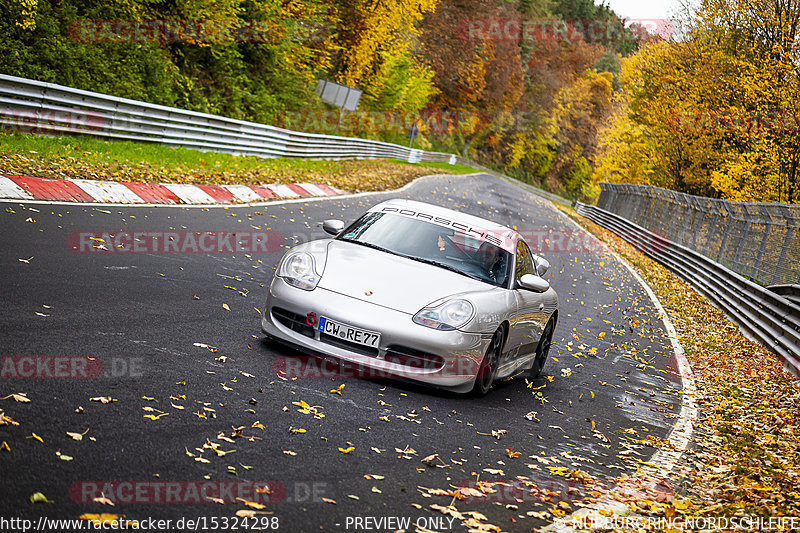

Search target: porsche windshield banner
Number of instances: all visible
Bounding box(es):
[373,205,517,253]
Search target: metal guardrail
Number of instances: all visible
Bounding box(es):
[0,74,573,206]
[0,74,456,164]
[597,182,800,286]
[576,201,800,377]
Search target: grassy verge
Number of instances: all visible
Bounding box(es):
[558,205,800,525]
[0,132,473,192]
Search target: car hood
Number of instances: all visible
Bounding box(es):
[317,240,490,314]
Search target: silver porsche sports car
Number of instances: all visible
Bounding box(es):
[262,199,558,395]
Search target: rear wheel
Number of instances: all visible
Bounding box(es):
[527,317,555,379]
[472,329,504,396]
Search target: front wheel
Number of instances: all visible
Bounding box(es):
[527,317,555,379]
[471,329,503,396]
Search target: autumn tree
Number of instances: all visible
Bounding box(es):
[593,0,800,203]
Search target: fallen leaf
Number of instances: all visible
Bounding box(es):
[89,397,117,404]
[30,492,51,503]
[236,498,266,510]
[1,393,30,403]
[79,513,120,522]
[93,495,115,506]
[67,429,90,441]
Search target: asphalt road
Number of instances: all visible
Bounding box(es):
[0,173,685,532]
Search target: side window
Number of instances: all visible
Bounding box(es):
[515,240,534,282]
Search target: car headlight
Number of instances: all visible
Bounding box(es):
[413,299,475,331]
[277,252,320,290]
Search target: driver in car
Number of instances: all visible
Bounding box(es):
[478,244,503,281]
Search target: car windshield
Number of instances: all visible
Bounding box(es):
[337,212,512,287]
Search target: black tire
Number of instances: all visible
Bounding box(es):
[527,317,555,379]
[471,329,504,396]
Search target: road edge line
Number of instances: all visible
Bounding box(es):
[539,205,698,532]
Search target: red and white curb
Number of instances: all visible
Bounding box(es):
[0,174,346,205]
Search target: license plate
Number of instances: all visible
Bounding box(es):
[318,316,380,348]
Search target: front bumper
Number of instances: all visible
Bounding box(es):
[262,277,491,391]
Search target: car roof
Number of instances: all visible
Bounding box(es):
[368,199,520,252]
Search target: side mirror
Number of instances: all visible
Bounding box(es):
[322,220,345,236]
[519,273,550,293]
[533,256,550,276]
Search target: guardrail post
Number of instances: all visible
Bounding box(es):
[732,220,751,274]
[690,197,706,250]
[702,200,719,256]
[774,226,794,285]
[715,201,733,264]
[752,220,772,283]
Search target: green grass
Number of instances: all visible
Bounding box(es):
[390,159,477,175]
[0,132,473,191]
[1,132,466,174]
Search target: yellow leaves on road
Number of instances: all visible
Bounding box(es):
[142,406,168,421]
[236,497,266,510]
[421,454,447,468]
[1,410,19,427]
[89,396,117,404]
[1,392,30,403]
[292,400,325,419]
[79,513,121,523]
[235,509,273,518]
[505,448,521,458]
[30,492,51,503]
